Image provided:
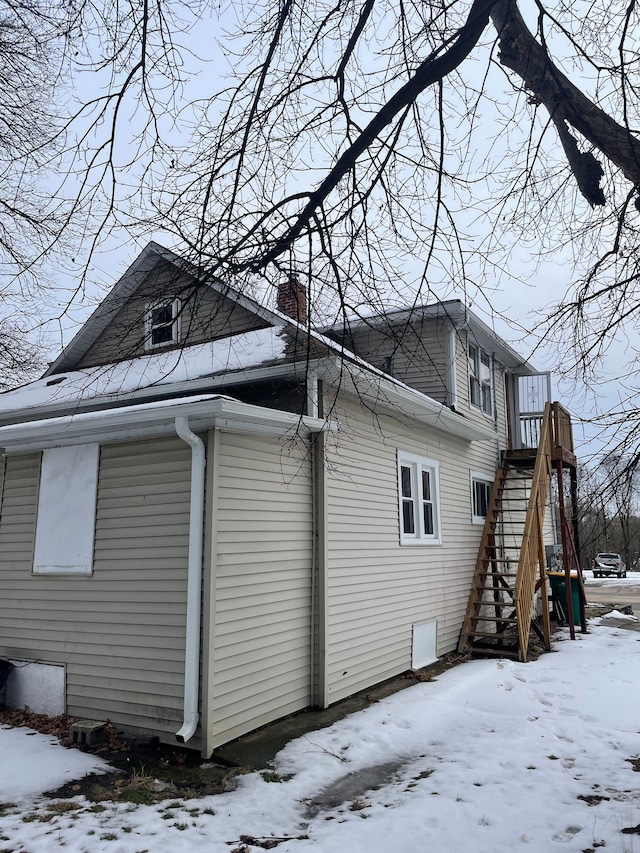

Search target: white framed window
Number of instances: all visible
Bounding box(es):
[468,343,492,415]
[470,470,493,525]
[145,298,180,349]
[397,451,441,545]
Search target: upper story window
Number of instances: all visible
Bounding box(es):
[145,299,180,350]
[397,450,442,545]
[468,343,492,415]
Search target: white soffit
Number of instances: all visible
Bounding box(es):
[0,395,330,453]
[320,360,497,442]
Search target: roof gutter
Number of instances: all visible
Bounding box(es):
[0,395,330,454]
[1,359,331,428]
[174,416,206,744]
[318,358,497,442]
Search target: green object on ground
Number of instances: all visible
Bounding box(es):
[548,571,581,625]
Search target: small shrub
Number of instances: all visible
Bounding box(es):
[46,801,81,814]
[261,771,283,783]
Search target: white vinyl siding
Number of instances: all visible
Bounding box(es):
[208,431,312,747]
[0,438,192,745]
[323,390,499,704]
[335,319,451,404]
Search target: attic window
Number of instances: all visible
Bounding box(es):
[145,299,180,349]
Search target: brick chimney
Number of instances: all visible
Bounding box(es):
[277,276,307,324]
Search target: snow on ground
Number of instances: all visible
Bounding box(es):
[2,727,109,801]
[584,569,640,587]
[2,622,640,852]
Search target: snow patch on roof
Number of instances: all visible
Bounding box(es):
[0,327,286,415]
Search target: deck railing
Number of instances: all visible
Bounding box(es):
[552,402,574,454]
[513,402,574,458]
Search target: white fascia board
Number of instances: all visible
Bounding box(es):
[1,359,329,427]
[462,313,536,374]
[320,358,497,442]
[0,394,330,453]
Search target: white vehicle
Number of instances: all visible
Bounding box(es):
[593,553,627,578]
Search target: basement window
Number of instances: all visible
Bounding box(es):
[145,299,180,349]
[397,451,441,545]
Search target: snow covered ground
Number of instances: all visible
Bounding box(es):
[584,569,640,587]
[2,618,640,852]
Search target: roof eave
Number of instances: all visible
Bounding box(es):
[319,358,498,442]
[0,358,332,428]
[0,395,331,453]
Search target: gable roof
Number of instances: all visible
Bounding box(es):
[45,242,297,376]
[18,241,510,445]
[328,299,537,373]
[0,328,288,423]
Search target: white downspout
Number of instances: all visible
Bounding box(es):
[307,369,319,418]
[448,326,458,409]
[174,416,206,744]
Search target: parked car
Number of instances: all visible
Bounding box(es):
[592,553,627,578]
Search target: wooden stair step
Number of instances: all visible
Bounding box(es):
[486,546,527,551]
[478,570,518,576]
[468,646,519,659]
[473,615,518,623]
[474,583,515,590]
[478,573,518,578]
[481,558,520,563]
[469,630,518,638]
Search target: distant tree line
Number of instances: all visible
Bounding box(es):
[576,458,640,570]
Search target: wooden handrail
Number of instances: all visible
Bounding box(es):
[514,402,554,660]
[551,402,574,453]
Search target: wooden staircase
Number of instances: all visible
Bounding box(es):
[458,402,576,662]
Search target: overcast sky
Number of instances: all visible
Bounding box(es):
[36,0,631,463]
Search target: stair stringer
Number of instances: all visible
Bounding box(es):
[458,403,554,661]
